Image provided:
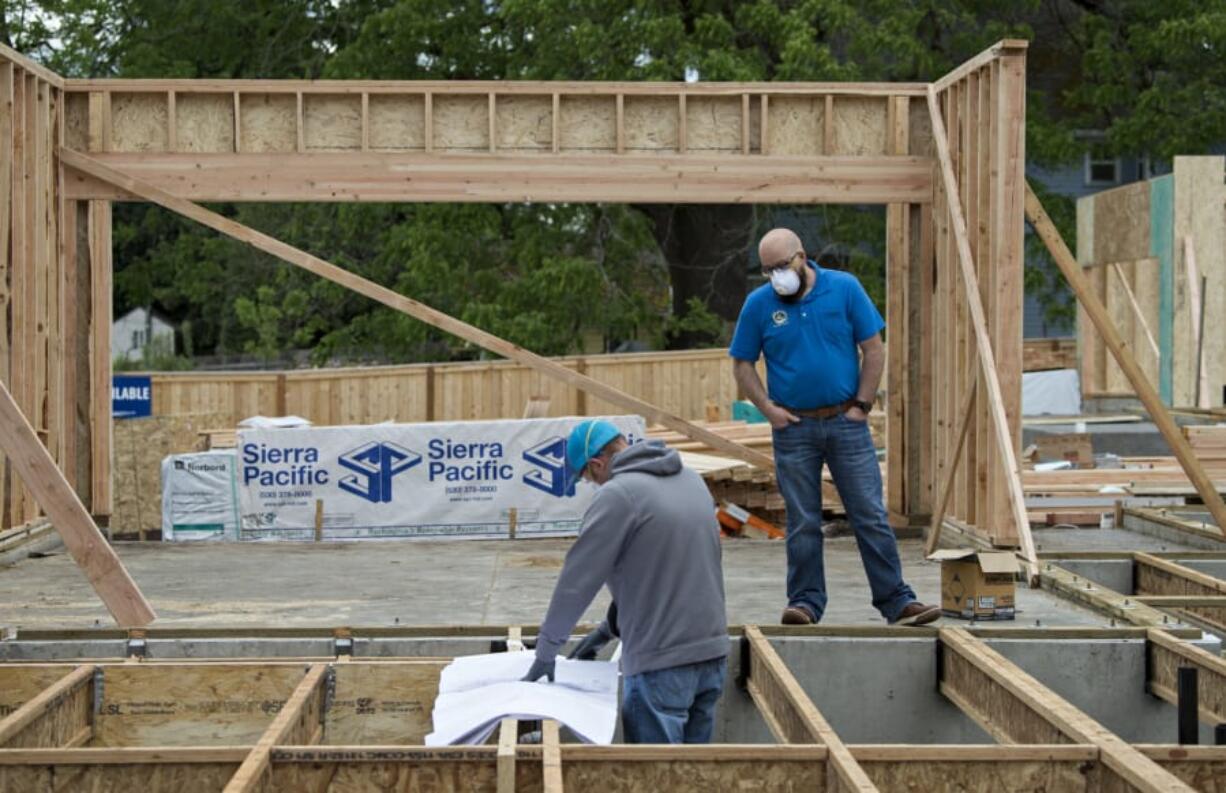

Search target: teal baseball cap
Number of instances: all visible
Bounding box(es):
[566,419,622,477]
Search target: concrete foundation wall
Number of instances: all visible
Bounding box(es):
[772,636,992,743]
[990,637,1219,744]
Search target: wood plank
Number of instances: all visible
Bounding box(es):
[1146,628,1226,725]
[542,719,563,793]
[1133,552,1226,633]
[222,663,328,793]
[926,86,1037,578]
[925,377,977,555]
[1025,182,1226,537]
[0,379,153,625]
[939,627,1195,792]
[62,150,775,470]
[88,200,112,517]
[496,717,516,793]
[63,152,935,205]
[744,626,878,791]
[0,62,13,529]
[0,664,94,748]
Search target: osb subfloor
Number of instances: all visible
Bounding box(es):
[0,536,1115,629]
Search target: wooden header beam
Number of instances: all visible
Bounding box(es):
[63,152,933,205]
[61,149,776,470]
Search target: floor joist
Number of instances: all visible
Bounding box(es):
[938,627,1195,792]
[743,626,878,791]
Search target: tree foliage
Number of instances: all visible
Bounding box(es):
[3,1,1221,365]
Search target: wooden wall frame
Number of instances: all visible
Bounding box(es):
[2,40,1042,622]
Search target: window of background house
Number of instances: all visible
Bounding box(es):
[1085,143,1120,186]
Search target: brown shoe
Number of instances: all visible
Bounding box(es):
[781,605,817,625]
[891,602,941,626]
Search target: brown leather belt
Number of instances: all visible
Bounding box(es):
[780,399,854,419]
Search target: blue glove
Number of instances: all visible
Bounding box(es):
[567,622,614,661]
[522,657,555,683]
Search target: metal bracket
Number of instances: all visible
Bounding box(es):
[126,637,147,659]
[935,637,946,691]
[334,636,353,657]
[490,639,508,653]
[322,667,337,720]
[735,634,751,692]
[92,667,105,715]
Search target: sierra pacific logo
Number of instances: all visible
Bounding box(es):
[338,441,423,503]
[522,436,576,498]
[772,310,788,326]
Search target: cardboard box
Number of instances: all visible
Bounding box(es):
[928,549,1017,620]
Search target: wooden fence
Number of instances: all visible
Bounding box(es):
[137,348,743,427]
[134,340,1066,428]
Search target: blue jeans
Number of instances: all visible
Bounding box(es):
[772,413,915,622]
[622,656,727,743]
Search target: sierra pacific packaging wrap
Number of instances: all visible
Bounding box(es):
[161,450,242,541]
[236,416,646,541]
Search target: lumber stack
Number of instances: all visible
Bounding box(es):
[1183,425,1226,460]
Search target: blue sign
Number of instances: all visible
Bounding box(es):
[112,375,153,419]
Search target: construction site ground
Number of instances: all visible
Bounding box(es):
[0,532,1166,630]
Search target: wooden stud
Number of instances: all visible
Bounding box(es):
[615,94,624,155]
[221,663,328,793]
[488,92,496,154]
[88,200,112,519]
[295,92,304,153]
[551,92,559,154]
[1182,237,1210,408]
[232,92,240,153]
[740,93,750,155]
[166,90,177,151]
[925,376,976,555]
[677,93,686,153]
[0,380,154,625]
[360,92,370,153]
[542,719,563,793]
[423,91,433,153]
[62,150,776,470]
[823,95,834,155]
[760,95,769,155]
[927,87,1038,578]
[497,717,517,793]
[1025,183,1226,536]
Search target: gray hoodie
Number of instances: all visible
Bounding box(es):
[534,441,728,677]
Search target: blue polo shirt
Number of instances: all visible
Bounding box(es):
[729,261,884,410]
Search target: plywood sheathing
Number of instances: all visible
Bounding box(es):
[175,93,235,153]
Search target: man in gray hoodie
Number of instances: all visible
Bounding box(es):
[523,419,728,744]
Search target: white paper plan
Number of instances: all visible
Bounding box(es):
[425,652,619,746]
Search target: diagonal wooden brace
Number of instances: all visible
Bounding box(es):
[59,148,774,471]
[0,381,156,626]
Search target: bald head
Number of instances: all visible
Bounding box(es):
[758,228,804,270]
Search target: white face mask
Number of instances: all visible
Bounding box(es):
[769,266,801,296]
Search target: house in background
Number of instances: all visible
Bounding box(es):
[113,307,175,364]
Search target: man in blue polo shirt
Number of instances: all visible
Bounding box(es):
[730,228,939,627]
